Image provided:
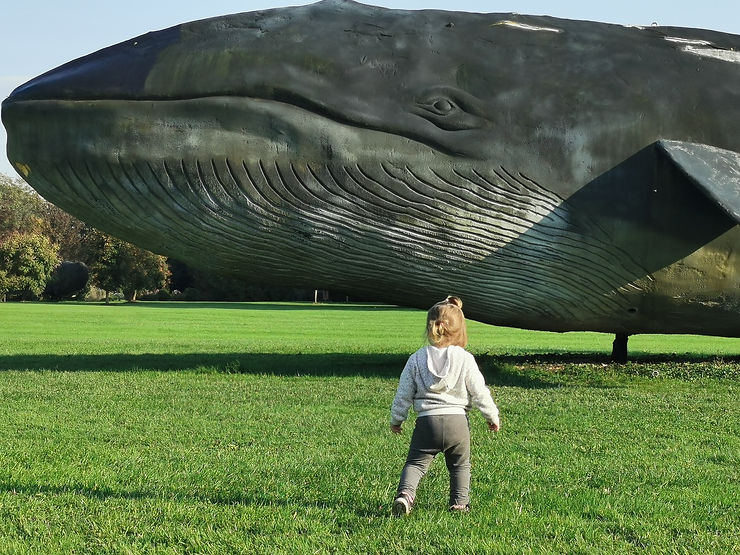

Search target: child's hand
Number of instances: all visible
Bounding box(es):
[488,421,501,432]
[390,424,403,434]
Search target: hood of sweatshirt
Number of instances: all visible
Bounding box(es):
[422,345,464,393]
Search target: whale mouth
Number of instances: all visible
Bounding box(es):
[2,82,492,185]
[2,95,421,173]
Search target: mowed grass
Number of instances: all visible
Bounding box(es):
[0,302,738,553]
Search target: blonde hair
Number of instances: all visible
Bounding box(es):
[426,296,468,348]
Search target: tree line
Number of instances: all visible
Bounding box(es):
[0,174,316,303]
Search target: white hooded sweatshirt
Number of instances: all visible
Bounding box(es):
[390,345,499,427]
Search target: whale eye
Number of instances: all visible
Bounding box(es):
[412,87,488,131]
[417,95,458,117]
[431,98,455,114]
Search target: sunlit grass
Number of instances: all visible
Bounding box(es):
[0,301,738,553]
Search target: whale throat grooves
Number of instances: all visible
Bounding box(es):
[28,155,644,329]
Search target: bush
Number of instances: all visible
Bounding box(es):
[45,261,90,301]
[0,233,59,301]
[139,289,172,301]
[182,287,202,301]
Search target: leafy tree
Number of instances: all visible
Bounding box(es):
[0,175,46,239]
[89,233,121,302]
[0,268,9,303]
[90,233,169,302]
[1,174,94,262]
[41,203,93,263]
[119,245,169,302]
[1,173,170,303]
[1,174,320,303]
[0,232,60,301]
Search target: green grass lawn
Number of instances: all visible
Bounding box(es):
[0,301,738,553]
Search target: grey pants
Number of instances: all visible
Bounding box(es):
[396,414,471,507]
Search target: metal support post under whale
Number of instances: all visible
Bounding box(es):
[3,0,739,359]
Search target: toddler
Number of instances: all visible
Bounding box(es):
[390,296,500,515]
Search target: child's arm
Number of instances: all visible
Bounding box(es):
[466,361,501,431]
[390,356,416,432]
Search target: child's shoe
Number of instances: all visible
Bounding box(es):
[392,492,413,517]
[449,504,470,513]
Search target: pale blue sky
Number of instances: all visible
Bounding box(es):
[2,0,739,177]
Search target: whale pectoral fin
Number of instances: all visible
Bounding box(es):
[657,140,740,224]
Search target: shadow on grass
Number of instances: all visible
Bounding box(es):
[0,352,403,377]
[479,352,740,365]
[477,352,740,385]
[0,352,559,388]
[0,479,388,518]
[2,351,737,384]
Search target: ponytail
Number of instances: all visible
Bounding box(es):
[426,296,468,348]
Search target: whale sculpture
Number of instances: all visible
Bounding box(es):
[2,0,739,350]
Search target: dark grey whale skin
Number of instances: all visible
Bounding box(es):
[3,0,739,336]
